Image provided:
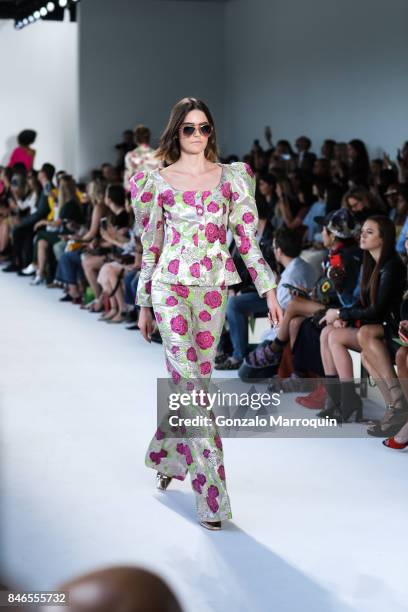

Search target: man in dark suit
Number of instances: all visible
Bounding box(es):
[295,136,316,174]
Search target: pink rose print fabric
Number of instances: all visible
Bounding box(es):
[144,280,232,521]
[130,161,276,307]
[129,161,277,522]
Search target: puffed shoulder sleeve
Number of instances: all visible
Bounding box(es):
[130,171,164,307]
[227,162,277,297]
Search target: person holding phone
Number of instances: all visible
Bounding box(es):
[130,97,282,530]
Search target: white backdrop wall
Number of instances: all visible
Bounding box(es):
[224,0,408,158]
[78,0,225,178]
[0,19,78,174]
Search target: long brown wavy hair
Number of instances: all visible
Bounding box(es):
[155,97,219,164]
[360,215,397,306]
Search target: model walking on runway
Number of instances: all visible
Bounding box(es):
[131,97,283,530]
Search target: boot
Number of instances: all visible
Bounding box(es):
[317,375,341,418]
[340,380,363,422]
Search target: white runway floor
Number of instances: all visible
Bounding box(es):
[1,271,408,612]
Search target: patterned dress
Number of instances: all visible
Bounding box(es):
[131,161,276,521]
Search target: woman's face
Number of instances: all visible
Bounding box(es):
[259,179,272,196]
[347,196,364,212]
[178,109,211,157]
[360,220,382,251]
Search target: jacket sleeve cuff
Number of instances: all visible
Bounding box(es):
[339,307,351,321]
[135,280,153,307]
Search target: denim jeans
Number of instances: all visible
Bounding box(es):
[55,250,84,285]
[226,291,268,360]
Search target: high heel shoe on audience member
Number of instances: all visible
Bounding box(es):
[317,396,342,421]
[382,417,408,449]
[382,437,408,450]
[317,377,341,419]
[367,390,408,437]
[367,404,408,438]
[156,473,172,491]
[341,396,363,422]
[339,381,364,423]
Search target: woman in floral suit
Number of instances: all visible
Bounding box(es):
[131,98,282,530]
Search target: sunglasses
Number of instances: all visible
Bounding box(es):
[180,123,212,138]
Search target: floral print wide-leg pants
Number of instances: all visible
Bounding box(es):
[146,280,232,522]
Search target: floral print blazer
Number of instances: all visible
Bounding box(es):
[130,161,277,307]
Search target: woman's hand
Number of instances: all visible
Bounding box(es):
[319,308,340,326]
[265,288,283,328]
[138,306,156,342]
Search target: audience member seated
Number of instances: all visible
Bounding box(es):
[352,231,408,439]
[3,163,55,273]
[347,139,370,187]
[240,209,362,382]
[235,229,317,380]
[317,216,405,423]
[342,185,385,225]
[56,184,129,304]
[27,174,84,285]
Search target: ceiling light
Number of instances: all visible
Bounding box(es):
[47,1,55,11]
[59,0,68,7]
[22,18,29,25]
[40,7,48,16]
[34,10,41,19]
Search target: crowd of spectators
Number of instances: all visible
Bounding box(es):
[1,126,408,449]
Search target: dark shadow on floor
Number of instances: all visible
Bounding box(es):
[155,489,355,612]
